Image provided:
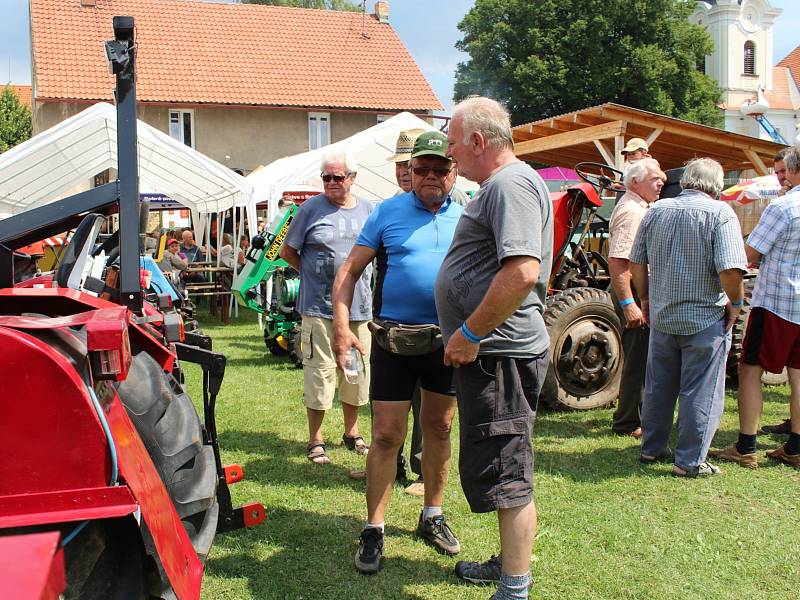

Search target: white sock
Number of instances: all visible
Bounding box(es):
[422,506,442,520]
[365,522,384,532]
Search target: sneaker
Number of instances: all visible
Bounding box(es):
[454,554,502,584]
[355,527,383,574]
[761,419,791,435]
[708,444,758,469]
[415,513,461,555]
[404,480,425,496]
[766,444,800,469]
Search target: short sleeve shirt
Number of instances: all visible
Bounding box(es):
[357,191,463,325]
[629,189,747,335]
[747,187,800,324]
[284,194,373,320]
[435,161,553,357]
[608,190,649,260]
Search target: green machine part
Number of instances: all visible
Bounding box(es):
[232,204,298,314]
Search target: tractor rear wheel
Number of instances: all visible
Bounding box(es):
[727,279,788,386]
[541,287,623,410]
[287,325,303,369]
[116,352,219,562]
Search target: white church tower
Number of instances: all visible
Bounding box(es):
[691,0,799,143]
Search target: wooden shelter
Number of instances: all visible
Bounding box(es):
[512,103,786,175]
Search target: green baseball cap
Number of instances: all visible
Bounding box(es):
[411,131,449,160]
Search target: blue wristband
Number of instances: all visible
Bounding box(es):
[460,322,482,344]
[731,299,743,308]
[619,297,635,307]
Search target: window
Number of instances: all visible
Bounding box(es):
[376,114,389,123]
[743,41,756,75]
[169,109,195,147]
[308,112,330,150]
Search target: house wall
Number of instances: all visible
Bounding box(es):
[34,101,390,174]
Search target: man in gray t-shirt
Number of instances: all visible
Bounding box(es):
[281,151,373,467]
[434,97,553,599]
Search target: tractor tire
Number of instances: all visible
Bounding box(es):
[116,352,219,562]
[63,519,146,600]
[287,325,303,369]
[727,279,788,386]
[541,287,623,410]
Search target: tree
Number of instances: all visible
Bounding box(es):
[454,0,722,127]
[0,86,32,153]
[243,0,361,10]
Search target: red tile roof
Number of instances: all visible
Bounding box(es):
[6,85,32,107]
[30,0,442,111]
[764,66,797,110]
[777,45,800,90]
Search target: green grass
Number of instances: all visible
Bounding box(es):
[184,310,799,600]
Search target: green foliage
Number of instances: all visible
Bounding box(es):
[0,86,32,153]
[243,0,362,10]
[455,0,723,127]
[186,311,797,599]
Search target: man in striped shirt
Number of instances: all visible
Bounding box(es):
[711,146,800,469]
[630,158,747,477]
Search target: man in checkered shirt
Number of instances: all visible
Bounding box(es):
[711,146,800,470]
[630,158,747,477]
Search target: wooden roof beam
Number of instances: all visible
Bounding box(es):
[514,120,627,157]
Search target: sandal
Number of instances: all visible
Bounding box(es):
[343,434,369,456]
[307,443,331,465]
[671,461,721,477]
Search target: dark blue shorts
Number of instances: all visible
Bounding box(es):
[453,352,548,513]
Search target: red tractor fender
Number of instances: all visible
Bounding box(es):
[0,307,202,599]
[550,182,603,276]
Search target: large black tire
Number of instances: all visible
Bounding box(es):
[116,352,219,562]
[727,278,788,386]
[63,519,146,600]
[287,325,303,369]
[541,287,623,410]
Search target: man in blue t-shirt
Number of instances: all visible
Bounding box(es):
[332,132,464,575]
[281,151,373,468]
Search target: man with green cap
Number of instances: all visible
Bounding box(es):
[333,131,464,574]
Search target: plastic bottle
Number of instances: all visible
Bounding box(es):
[343,347,361,384]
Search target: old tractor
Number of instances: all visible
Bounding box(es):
[540,162,785,411]
[232,205,303,367]
[0,17,264,599]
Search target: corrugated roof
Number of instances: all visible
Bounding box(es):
[30,0,442,111]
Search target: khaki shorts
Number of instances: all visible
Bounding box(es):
[301,316,371,411]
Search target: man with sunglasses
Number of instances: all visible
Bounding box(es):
[333,131,464,574]
[281,151,374,467]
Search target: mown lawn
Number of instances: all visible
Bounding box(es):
[184,311,798,600]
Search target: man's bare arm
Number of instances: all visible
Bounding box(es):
[279,244,301,272]
[630,262,650,326]
[331,245,377,367]
[744,243,762,267]
[719,268,745,330]
[610,257,645,328]
[444,255,540,367]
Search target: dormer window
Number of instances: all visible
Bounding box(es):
[744,41,756,75]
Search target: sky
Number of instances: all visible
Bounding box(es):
[1,0,798,115]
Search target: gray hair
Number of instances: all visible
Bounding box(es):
[679,157,725,197]
[623,158,661,186]
[784,146,800,174]
[452,96,514,151]
[320,150,358,174]
[774,147,791,163]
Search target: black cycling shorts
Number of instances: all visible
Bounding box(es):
[369,341,455,401]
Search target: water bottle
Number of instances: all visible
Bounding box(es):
[343,347,362,384]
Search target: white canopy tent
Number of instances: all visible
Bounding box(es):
[0,102,257,245]
[247,112,478,223]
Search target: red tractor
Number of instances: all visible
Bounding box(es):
[0,17,264,599]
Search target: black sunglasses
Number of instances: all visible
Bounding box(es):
[321,173,350,183]
[412,166,453,178]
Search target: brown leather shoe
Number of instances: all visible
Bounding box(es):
[708,444,758,469]
[761,419,791,435]
[766,445,800,469]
